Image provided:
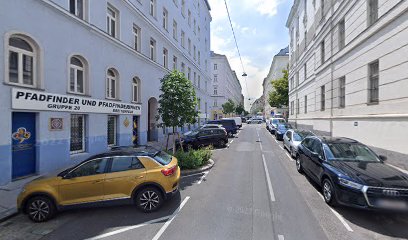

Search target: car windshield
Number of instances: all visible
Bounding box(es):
[293,132,313,141]
[184,130,199,137]
[153,151,173,165]
[324,143,380,162]
[272,119,285,124]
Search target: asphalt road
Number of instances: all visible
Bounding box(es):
[1,124,408,240]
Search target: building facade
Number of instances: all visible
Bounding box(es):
[0,0,212,185]
[286,0,408,168]
[250,96,264,115]
[210,51,243,119]
[262,47,289,119]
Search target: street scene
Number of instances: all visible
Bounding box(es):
[1,0,408,240]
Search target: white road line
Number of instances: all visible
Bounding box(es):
[274,139,279,144]
[181,172,205,178]
[279,145,284,150]
[197,171,209,184]
[260,143,263,151]
[285,152,294,162]
[152,196,191,240]
[229,140,234,144]
[278,235,285,240]
[329,208,354,232]
[88,216,171,240]
[262,154,276,202]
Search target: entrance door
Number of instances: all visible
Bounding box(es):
[12,112,36,179]
[132,116,139,145]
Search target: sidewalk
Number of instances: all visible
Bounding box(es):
[0,175,41,221]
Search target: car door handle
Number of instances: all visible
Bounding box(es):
[135,176,144,179]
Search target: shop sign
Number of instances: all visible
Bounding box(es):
[12,88,142,115]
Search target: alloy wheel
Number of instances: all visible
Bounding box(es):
[323,182,332,202]
[28,199,50,222]
[139,190,160,211]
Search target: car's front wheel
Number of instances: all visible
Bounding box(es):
[26,196,56,222]
[136,187,163,212]
[322,179,338,206]
[217,139,227,148]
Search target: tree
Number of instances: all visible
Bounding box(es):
[268,68,289,108]
[157,71,198,153]
[235,104,245,115]
[222,99,235,116]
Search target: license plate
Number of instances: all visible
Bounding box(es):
[376,199,407,209]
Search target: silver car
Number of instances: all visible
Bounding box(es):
[283,130,315,158]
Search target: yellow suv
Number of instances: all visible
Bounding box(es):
[17,146,180,222]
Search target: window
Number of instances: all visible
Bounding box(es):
[290,101,294,115]
[173,20,178,40]
[304,95,308,113]
[70,0,85,19]
[181,0,185,16]
[368,0,378,26]
[162,8,168,29]
[321,0,325,18]
[181,62,185,73]
[69,56,86,94]
[368,60,379,103]
[296,99,300,114]
[150,0,156,17]
[181,31,185,48]
[188,67,191,80]
[70,158,107,177]
[213,74,218,82]
[110,157,144,172]
[198,75,201,89]
[205,81,208,92]
[106,68,118,99]
[173,56,178,70]
[188,38,191,55]
[150,38,156,61]
[198,26,201,40]
[304,63,307,81]
[198,51,201,65]
[339,76,346,108]
[132,77,140,102]
[194,19,196,33]
[338,19,345,50]
[193,45,196,60]
[214,100,217,107]
[107,5,118,38]
[193,72,196,85]
[107,115,117,146]
[70,114,85,153]
[7,36,37,87]
[321,85,325,111]
[213,86,218,95]
[320,41,325,64]
[133,25,141,52]
[163,48,168,68]
[296,71,299,87]
[188,10,191,26]
[214,64,218,70]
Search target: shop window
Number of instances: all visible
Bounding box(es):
[70,114,86,154]
[107,115,117,146]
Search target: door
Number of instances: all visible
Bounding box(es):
[104,156,146,200]
[309,140,324,181]
[283,131,291,150]
[132,116,139,145]
[12,112,36,179]
[300,138,313,174]
[197,130,212,146]
[58,158,108,205]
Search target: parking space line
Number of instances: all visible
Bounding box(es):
[197,171,209,184]
[88,216,171,240]
[230,139,234,144]
[181,172,205,178]
[285,152,294,162]
[152,196,191,240]
[262,154,276,202]
[329,208,353,232]
[278,235,285,240]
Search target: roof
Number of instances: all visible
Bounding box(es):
[276,46,289,56]
[311,136,360,144]
[92,145,160,158]
[204,0,211,11]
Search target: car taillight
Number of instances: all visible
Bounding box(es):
[161,165,177,176]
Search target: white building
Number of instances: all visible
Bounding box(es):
[286,0,408,169]
[210,51,243,119]
[0,0,212,185]
[262,47,289,119]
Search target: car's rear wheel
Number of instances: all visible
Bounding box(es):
[296,157,303,173]
[136,187,163,212]
[290,147,295,159]
[26,196,56,222]
[322,179,337,206]
[217,139,227,148]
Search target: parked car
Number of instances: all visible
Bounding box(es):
[207,119,237,136]
[178,127,228,149]
[296,136,408,210]
[273,114,284,119]
[283,130,315,158]
[199,124,224,130]
[241,117,247,123]
[275,123,292,140]
[222,117,242,129]
[269,118,286,134]
[17,146,180,222]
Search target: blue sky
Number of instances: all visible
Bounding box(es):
[208,0,293,110]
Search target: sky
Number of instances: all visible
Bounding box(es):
[208,0,293,110]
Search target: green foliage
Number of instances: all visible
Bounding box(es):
[157,71,198,131]
[222,99,235,115]
[235,104,245,115]
[174,147,212,169]
[268,68,289,108]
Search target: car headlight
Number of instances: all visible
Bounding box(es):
[338,177,363,190]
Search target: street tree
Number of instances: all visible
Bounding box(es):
[157,71,198,153]
[235,104,245,115]
[222,99,235,116]
[268,68,289,108]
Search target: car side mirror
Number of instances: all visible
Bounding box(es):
[379,155,387,161]
[62,172,74,179]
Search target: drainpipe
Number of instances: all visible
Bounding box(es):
[329,1,335,137]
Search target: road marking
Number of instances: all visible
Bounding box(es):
[260,143,263,151]
[88,216,171,239]
[329,208,353,232]
[197,171,209,184]
[152,196,191,240]
[230,139,234,144]
[278,235,285,240]
[279,145,284,150]
[262,154,276,202]
[274,139,279,144]
[285,152,294,162]
[181,172,205,178]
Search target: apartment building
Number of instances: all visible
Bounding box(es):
[210,51,244,119]
[0,0,212,185]
[262,47,289,119]
[286,0,408,168]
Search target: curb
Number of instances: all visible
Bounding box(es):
[180,159,215,176]
[0,207,18,223]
